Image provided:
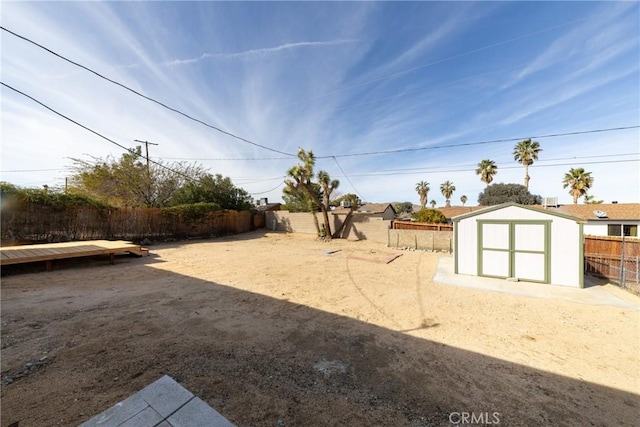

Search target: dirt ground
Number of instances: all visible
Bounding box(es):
[1,231,639,426]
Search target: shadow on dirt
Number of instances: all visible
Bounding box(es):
[1,253,637,427]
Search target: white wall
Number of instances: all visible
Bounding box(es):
[584,221,640,237]
[584,223,607,236]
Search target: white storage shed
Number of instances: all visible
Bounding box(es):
[453,203,585,288]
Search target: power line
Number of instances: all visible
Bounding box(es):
[1,82,288,197]
[317,126,640,158]
[331,156,365,201]
[374,152,639,174]
[157,134,638,163]
[4,27,636,165]
[1,168,68,173]
[161,156,292,161]
[1,26,296,157]
[235,175,287,185]
[346,158,640,178]
[249,181,284,195]
[1,81,200,184]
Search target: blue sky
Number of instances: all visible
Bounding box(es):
[1,1,638,206]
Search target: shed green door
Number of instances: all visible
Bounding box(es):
[478,220,550,283]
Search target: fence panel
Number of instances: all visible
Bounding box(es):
[584,235,640,294]
[1,204,252,244]
[392,221,453,231]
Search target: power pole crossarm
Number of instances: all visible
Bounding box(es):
[134,139,159,176]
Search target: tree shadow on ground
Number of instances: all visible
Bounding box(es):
[1,258,638,427]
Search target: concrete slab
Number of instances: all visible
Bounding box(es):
[80,392,148,426]
[434,256,639,311]
[79,375,234,426]
[138,375,193,418]
[168,397,234,427]
[119,406,163,427]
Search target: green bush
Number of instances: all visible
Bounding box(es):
[1,182,109,211]
[161,202,221,220]
[412,208,447,224]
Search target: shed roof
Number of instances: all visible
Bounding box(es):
[451,202,584,223]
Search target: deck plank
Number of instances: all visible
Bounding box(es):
[0,240,149,267]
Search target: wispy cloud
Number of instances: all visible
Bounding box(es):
[164,39,356,66]
[502,2,638,89]
[2,1,637,204]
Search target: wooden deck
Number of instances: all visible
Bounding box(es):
[1,240,149,270]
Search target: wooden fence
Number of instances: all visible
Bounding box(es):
[584,235,640,291]
[392,220,453,231]
[1,205,252,244]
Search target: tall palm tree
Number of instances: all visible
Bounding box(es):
[440,181,456,207]
[460,195,468,206]
[513,138,542,189]
[430,200,437,208]
[562,168,593,204]
[475,159,498,187]
[415,181,430,210]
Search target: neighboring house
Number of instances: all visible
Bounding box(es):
[453,202,584,288]
[537,203,639,238]
[438,206,485,224]
[332,203,396,220]
[254,198,281,212]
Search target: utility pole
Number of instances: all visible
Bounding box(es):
[134,139,159,176]
[134,139,159,206]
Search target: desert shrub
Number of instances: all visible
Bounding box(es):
[412,208,447,223]
[161,202,221,220]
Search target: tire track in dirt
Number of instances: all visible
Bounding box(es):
[344,256,402,330]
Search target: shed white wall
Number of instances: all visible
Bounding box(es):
[455,217,479,276]
[548,216,581,287]
[455,205,582,287]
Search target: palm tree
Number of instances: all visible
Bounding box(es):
[562,168,593,204]
[475,159,498,187]
[513,138,542,189]
[584,194,603,204]
[430,200,437,208]
[440,181,456,207]
[460,195,468,206]
[415,181,430,210]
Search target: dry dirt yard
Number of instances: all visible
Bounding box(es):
[1,231,639,426]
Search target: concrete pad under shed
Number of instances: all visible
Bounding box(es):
[80,375,233,427]
[434,256,639,311]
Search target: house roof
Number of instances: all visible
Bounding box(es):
[437,205,486,219]
[535,203,640,220]
[255,203,281,212]
[451,202,584,223]
[332,203,395,215]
